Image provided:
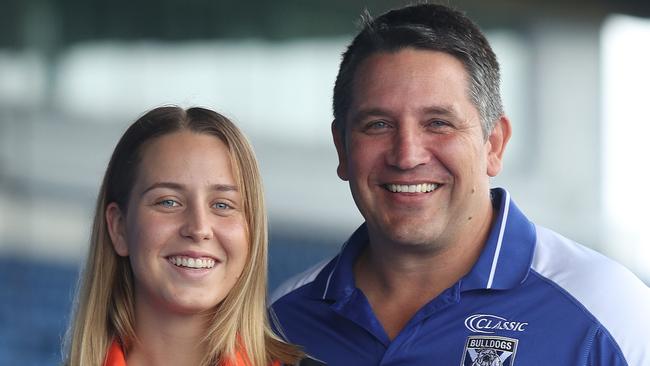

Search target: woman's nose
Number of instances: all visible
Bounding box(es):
[180,206,213,242]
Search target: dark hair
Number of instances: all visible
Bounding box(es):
[333,4,503,138]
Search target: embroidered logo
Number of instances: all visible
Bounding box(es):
[464,314,528,334]
[460,336,518,366]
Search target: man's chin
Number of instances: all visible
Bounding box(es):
[378,224,446,251]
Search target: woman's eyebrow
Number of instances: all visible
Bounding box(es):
[140,182,238,197]
[140,182,184,197]
[209,184,238,192]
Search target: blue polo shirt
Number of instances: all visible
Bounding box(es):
[270,188,650,365]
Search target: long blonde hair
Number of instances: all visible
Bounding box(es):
[64,106,302,365]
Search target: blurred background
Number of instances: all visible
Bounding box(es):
[1,0,650,364]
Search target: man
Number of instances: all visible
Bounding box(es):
[271,4,650,365]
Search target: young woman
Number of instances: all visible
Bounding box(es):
[64,107,304,366]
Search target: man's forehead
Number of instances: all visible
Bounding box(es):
[354,48,466,75]
[351,49,468,90]
[346,50,473,121]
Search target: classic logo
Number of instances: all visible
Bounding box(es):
[460,335,518,366]
[464,314,528,334]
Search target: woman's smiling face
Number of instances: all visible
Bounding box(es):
[107,130,249,315]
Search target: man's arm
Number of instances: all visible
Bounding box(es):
[587,327,629,366]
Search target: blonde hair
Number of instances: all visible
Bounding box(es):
[64,106,302,366]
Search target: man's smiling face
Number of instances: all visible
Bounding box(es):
[333,48,505,250]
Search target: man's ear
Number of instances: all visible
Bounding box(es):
[106,202,129,257]
[332,121,349,181]
[486,116,512,177]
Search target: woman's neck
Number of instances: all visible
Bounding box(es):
[127,298,211,366]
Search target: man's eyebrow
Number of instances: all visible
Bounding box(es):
[420,105,458,117]
[348,108,393,124]
[350,105,459,122]
[140,182,238,197]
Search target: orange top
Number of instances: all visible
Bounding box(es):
[104,341,126,366]
[104,340,281,366]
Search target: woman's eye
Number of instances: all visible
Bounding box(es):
[158,199,179,208]
[213,202,231,210]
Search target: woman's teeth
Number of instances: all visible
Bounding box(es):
[169,256,216,269]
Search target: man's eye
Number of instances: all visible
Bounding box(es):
[158,199,179,208]
[369,121,389,129]
[428,120,449,128]
[363,120,392,133]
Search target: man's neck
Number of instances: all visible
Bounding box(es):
[354,201,496,340]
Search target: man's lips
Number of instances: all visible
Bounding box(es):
[383,183,441,193]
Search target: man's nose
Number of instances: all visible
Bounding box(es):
[386,125,430,170]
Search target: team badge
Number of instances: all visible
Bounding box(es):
[460,335,518,366]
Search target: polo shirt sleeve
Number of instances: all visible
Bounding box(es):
[587,327,628,366]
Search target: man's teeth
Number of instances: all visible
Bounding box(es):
[169,256,216,269]
[386,183,438,193]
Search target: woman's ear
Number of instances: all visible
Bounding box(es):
[106,202,129,256]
